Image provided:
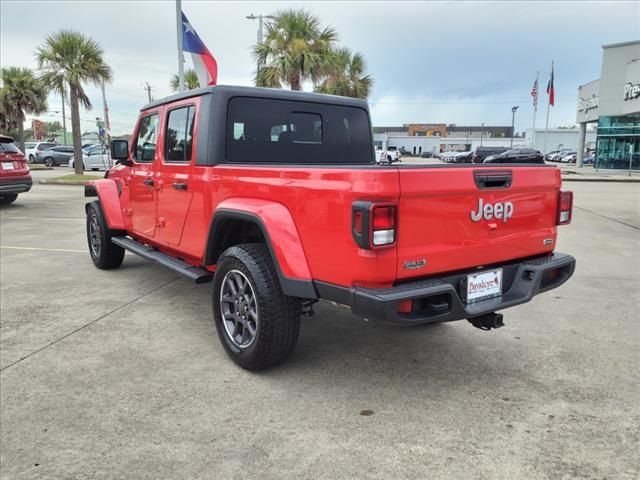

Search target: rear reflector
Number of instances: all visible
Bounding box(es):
[353,210,363,235]
[396,300,413,313]
[557,191,573,225]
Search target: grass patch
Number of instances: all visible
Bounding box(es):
[50,174,103,182]
[27,163,50,170]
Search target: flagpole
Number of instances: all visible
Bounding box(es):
[176,0,185,92]
[532,70,538,148]
[543,61,553,155]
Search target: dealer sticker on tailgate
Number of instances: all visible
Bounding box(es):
[466,269,503,303]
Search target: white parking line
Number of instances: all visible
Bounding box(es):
[0,216,85,221]
[0,246,86,253]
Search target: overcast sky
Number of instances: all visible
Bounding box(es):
[2,0,639,135]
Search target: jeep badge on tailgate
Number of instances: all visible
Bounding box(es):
[470,198,514,223]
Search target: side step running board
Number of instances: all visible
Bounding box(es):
[111,236,213,284]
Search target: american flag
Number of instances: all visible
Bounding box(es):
[531,78,538,110]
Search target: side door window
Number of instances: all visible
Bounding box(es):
[134,113,160,162]
[165,106,195,163]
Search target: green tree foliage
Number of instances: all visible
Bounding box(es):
[0,67,48,151]
[315,48,373,99]
[253,9,337,91]
[36,30,112,175]
[170,69,201,92]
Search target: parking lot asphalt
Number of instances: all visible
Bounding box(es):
[1,169,639,479]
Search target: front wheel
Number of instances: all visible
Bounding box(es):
[86,201,125,269]
[44,157,54,167]
[212,244,301,371]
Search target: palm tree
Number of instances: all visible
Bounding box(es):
[0,67,48,152]
[36,30,112,175]
[170,69,201,92]
[315,48,373,99]
[253,9,337,91]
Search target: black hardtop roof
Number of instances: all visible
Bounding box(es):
[141,84,369,111]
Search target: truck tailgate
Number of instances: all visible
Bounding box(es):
[396,166,561,280]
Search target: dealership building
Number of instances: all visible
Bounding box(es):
[576,40,640,169]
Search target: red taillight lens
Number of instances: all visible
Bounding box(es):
[373,206,395,230]
[372,205,396,246]
[557,191,573,225]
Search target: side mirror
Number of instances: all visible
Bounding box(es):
[111,140,131,165]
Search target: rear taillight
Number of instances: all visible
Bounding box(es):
[557,191,573,225]
[352,201,397,249]
[372,205,395,246]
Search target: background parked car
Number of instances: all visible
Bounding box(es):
[547,149,573,162]
[34,145,75,166]
[483,148,545,164]
[560,152,577,163]
[69,144,112,171]
[24,141,57,163]
[472,146,509,163]
[0,135,32,205]
[453,151,473,163]
[583,154,595,165]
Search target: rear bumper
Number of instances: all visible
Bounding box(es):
[0,175,32,194]
[319,253,576,326]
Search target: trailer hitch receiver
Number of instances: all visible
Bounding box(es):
[468,312,504,330]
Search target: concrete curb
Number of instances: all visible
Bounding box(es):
[39,179,101,186]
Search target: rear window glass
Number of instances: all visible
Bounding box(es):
[226,97,373,164]
[0,142,21,153]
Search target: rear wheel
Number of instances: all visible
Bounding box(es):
[212,244,301,371]
[86,201,125,269]
[0,194,18,205]
[28,155,35,163]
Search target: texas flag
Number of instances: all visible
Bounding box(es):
[546,63,555,107]
[182,12,218,86]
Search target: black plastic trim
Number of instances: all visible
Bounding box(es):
[84,184,98,197]
[0,177,32,194]
[112,236,213,284]
[205,209,318,299]
[315,253,576,326]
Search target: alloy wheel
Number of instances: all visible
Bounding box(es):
[220,269,259,349]
[88,213,102,258]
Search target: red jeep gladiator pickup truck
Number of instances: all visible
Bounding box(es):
[85,85,575,370]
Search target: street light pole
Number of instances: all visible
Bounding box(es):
[510,106,519,148]
[246,13,275,74]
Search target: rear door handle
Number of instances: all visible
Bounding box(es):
[143,178,154,187]
[172,182,188,191]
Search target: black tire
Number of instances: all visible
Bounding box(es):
[28,155,35,163]
[0,194,18,205]
[71,162,86,171]
[44,157,54,167]
[212,244,301,371]
[86,201,125,269]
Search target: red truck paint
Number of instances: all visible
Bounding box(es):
[85,86,576,369]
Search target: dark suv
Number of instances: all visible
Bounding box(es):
[484,148,545,164]
[472,147,509,163]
